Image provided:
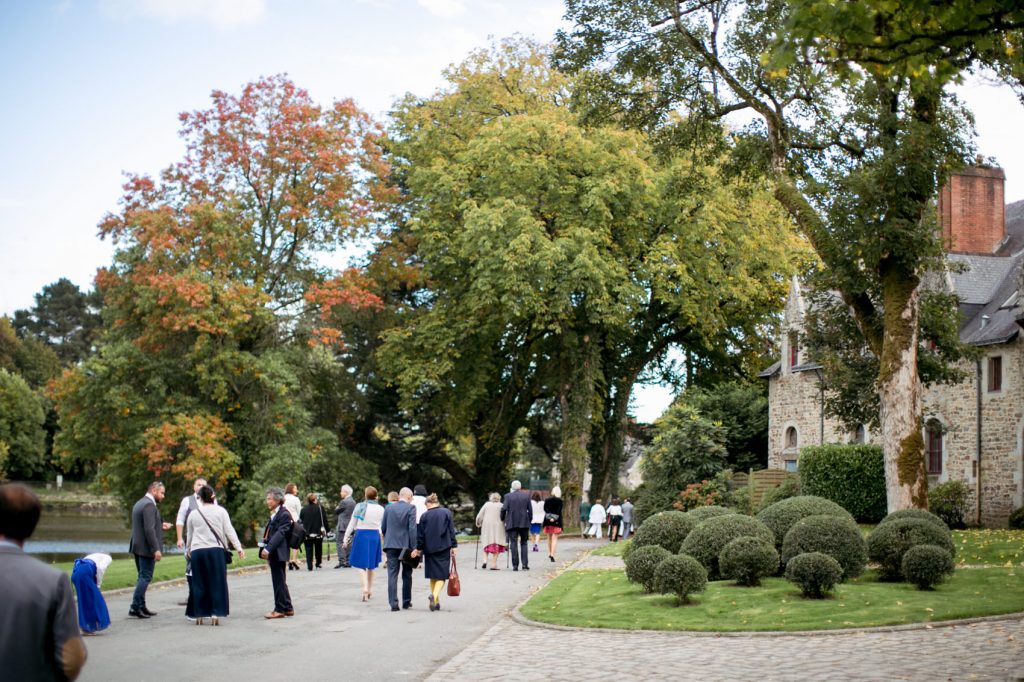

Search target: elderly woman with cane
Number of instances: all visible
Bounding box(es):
[414,494,458,611]
[475,492,505,570]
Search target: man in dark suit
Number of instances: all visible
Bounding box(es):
[381,487,418,611]
[129,481,171,618]
[0,483,87,681]
[259,486,295,619]
[501,480,533,571]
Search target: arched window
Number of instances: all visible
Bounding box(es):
[853,424,867,444]
[785,426,798,450]
[925,419,943,475]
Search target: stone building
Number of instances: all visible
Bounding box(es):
[760,168,1024,526]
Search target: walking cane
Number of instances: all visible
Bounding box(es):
[474,532,479,569]
[506,529,511,569]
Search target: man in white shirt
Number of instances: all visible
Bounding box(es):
[175,478,206,606]
[588,499,607,539]
[411,484,428,523]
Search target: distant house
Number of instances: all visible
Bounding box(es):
[760,168,1024,526]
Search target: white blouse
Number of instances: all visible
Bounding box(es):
[343,501,384,544]
[186,503,243,553]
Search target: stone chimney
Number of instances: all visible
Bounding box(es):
[937,165,1006,254]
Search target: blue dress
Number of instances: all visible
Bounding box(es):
[348,501,383,569]
[71,559,110,633]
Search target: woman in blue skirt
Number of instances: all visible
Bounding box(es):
[343,486,384,601]
[70,552,112,634]
[185,485,245,625]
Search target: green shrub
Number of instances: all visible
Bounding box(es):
[631,511,695,554]
[653,554,708,605]
[718,536,779,586]
[781,514,867,581]
[784,552,843,598]
[624,544,672,593]
[1009,507,1024,530]
[757,475,800,512]
[927,481,970,529]
[756,495,854,550]
[866,518,955,580]
[679,514,774,580]
[685,505,736,523]
[901,544,955,590]
[878,508,949,531]
[798,444,887,522]
[727,485,753,515]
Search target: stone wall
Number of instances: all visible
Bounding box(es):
[766,368,851,470]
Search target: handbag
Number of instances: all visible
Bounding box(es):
[544,512,559,525]
[195,506,233,565]
[447,555,461,597]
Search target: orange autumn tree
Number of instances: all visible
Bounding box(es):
[53,76,386,526]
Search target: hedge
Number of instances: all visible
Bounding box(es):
[756,495,854,551]
[632,511,695,554]
[798,444,887,522]
[679,514,774,580]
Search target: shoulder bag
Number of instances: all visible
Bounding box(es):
[195,507,233,564]
[447,555,461,597]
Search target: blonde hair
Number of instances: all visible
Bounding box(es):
[489,492,501,503]
[425,493,440,505]
[550,486,561,498]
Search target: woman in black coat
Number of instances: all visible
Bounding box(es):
[414,494,458,611]
[542,486,564,562]
[298,493,329,571]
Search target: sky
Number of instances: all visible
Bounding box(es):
[2,0,1023,423]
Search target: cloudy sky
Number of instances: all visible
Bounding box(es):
[2,0,1023,421]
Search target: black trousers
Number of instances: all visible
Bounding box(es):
[384,548,413,608]
[268,558,293,613]
[303,538,323,569]
[508,527,530,569]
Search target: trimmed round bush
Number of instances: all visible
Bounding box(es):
[901,544,955,590]
[632,511,695,554]
[756,495,854,550]
[718,536,779,586]
[653,554,707,605]
[867,517,955,580]
[785,552,843,598]
[878,508,949,531]
[781,514,867,581]
[679,514,774,580]
[624,544,672,593]
[1009,506,1024,530]
[686,506,736,523]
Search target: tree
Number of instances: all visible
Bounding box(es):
[686,381,769,471]
[13,278,102,365]
[0,368,47,480]
[557,0,982,511]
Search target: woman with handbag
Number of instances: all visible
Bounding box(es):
[542,486,563,562]
[185,485,244,625]
[343,486,384,601]
[299,493,328,571]
[414,493,458,612]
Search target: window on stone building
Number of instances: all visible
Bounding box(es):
[785,426,798,450]
[925,419,943,475]
[784,459,798,472]
[853,424,866,444]
[988,356,1002,393]
[788,331,799,369]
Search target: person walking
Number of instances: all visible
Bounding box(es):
[579,498,592,538]
[0,483,87,681]
[542,486,563,562]
[174,477,206,607]
[474,492,506,570]
[606,497,623,542]
[500,480,532,571]
[129,481,171,618]
[283,483,302,570]
[381,487,417,611]
[299,493,329,571]
[414,494,457,612]
[587,498,607,539]
[529,490,544,553]
[343,486,384,601]
[259,487,295,619]
[186,485,244,625]
[621,497,635,539]
[333,484,355,568]
[411,484,428,522]
[71,552,112,635]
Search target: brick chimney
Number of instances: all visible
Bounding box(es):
[938,166,1006,254]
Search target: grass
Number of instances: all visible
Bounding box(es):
[953,529,1024,566]
[520,566,1024,631]
[53,549,267,591]
[592,540,630,557]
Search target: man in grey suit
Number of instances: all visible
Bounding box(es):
[621,498,635,539]
[129,481,171,618]
[0,483,87,681]
[381,487,418,611]
[501,480,533,571]
[333,484,355,568]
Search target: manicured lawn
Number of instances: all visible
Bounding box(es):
[953,529,1024,566]
[52,549,266,591]
[521,567,1024,631]
[592,540,630,557]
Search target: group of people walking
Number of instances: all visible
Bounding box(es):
[475,482,564,570]
[581,496,634,541]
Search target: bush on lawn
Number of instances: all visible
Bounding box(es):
[1009,506,1024,530]
[624,544,672,593]
[785,552,843,598]
[927,480,970,529]
[653,554,707,605]
[781,514,867,581]
[686,505,736,523]
[901,544,955,590]
[679,514,774,580]
[631,511,695,554]
[877,508,949,531]
[756,495,854,551]
[798,444,887,522]
[866,517,955,580]
[757,475,801,512]
[718,536,779,586]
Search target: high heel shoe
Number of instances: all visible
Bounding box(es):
[195,617,204,626]
[361,591,368,602]
[211,616,219,626]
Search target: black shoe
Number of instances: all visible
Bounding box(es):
[513,567,519,572]
[340,562,351,568]
[141,607,157,616]
[334,563,344,569]
[522,566,530,571]
[482,563,488,569]
[402,602,412,610]
[128,608,150,619]
[428,595,437,611]
[549,555,555,562]
[390,605,400,612]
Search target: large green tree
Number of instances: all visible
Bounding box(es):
[0,368,47,480]
[13,278,102,365]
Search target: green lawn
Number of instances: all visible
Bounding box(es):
[592,540,630,557]
[953,529,1024,566]
[521,566,1024,631]
[53,549,267,591]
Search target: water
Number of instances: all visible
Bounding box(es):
[24,511,182,564]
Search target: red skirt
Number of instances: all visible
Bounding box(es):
[484,543,506,554]
[543,526,562,535]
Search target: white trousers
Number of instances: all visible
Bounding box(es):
[588,523,603,539]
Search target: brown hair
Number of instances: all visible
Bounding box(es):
[285,483,298,495]
[364,486,378,500]
[531,490,542,502]
[387,491,399,503]
[425,493,439,505]
[0,483,42,541]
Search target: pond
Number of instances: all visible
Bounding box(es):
[24,510,183,564]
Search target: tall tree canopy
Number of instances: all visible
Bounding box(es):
[13,278,102,365]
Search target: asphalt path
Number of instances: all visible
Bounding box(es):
[77,538,599,681]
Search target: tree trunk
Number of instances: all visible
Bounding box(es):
[588,377,631,501]
[878,269,928,511]
[558,336,597,529]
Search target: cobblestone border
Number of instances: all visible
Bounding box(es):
[511,549,1024,637]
